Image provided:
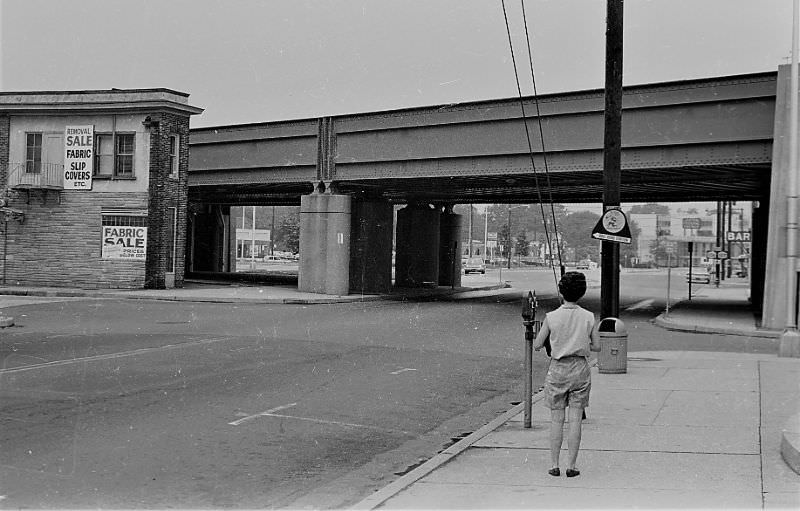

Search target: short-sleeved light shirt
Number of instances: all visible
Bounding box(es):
[541,303,596,360]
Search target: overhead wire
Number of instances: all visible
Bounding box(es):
[500,0,563,289]
[519,0,565,278]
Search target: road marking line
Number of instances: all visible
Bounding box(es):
[228,402,297,426]
[626,298,654,311]
[390,368,417,375]
[0,337,233,375]
[251,413,411,435]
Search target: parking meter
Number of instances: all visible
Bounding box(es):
[521,290,537,331]
[521,290,539,428]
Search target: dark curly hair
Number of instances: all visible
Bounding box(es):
[558,271,587,302]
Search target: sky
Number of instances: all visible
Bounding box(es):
[0,0,794,128]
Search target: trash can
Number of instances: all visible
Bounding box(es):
[597,317,628,374]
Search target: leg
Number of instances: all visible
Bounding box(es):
[566,406,584,471]
[549,408,566,470]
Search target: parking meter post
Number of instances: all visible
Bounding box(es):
[521,291,537,429]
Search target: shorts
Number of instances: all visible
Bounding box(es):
[545,355,591,410]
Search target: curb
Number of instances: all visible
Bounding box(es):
[653,313,781,339]
[781,411,800,475]
[351,393,544,510]
[0,284,512,306]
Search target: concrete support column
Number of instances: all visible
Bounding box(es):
[299,193,351,295]
[438,209,463,287]
[395,204,440,287]
[350,199,394,294]
[764,64,800,335]
[750,199,769,316]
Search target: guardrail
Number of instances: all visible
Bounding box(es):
[6,162,64,190]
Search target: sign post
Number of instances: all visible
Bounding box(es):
[600,0,624,321]
[707,248,729,288]
[687,241,694,300]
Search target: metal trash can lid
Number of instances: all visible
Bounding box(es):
[598,317,627,335]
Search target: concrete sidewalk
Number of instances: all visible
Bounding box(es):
[655,280,781,339]
[349,281,800,510]
[355,351,800,510]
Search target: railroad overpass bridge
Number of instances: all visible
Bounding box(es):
[188,67,796,329]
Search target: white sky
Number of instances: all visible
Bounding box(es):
[1,0,793,128]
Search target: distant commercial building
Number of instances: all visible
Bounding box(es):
[629,205,751,269]
[0,89,203,289]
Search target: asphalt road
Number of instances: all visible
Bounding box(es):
[0,269,771,508]
[0,292,541,508]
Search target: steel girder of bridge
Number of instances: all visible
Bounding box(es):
[188,71,776,206]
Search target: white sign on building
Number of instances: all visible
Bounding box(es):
[64,125,94,190]
[102,226,148,259]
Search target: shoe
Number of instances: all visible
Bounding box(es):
[548,468,560,477]
[566,468,580,477]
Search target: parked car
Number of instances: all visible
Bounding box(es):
[463,257,486,274]
[686,267,711,284]
[576,260,597,270]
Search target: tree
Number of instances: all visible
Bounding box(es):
[628,203,669,215]
[515,230,529,256]
[649,238,670,266]
[558,210,601,261]
[498,223,511,258]
[277,211,300,253]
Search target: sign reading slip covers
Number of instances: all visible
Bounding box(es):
[102,226,148,260]
[64,125,94,190]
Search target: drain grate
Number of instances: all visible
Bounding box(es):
[627,357,661,362]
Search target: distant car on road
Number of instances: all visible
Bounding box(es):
[686,267,711,284]
[463,257,486,274]
[576,260,597,270]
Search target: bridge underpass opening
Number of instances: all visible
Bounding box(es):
[187,198,761,316]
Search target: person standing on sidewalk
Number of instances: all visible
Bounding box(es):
[534,271,600,477]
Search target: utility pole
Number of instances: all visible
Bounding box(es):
[507,205,512,270]
[600,0,624,320]
[270,205,276,255]
[251,206,256,269]
[726,201,733,277]
[469,206,474,257]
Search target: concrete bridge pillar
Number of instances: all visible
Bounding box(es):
[298,193,351,295]
[438,208,463,287]
[350,199,394,294]
[750,199,769,316]
[764,64,800,334]
[395,204,441,287]
[188,204,231,273]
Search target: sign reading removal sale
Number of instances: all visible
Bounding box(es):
[64,125,94,190]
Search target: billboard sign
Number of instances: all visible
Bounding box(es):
[64,125,93,190]
[682,217,701,229]
[102,226,148,260]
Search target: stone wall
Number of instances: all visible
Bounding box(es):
[2,191,149,288]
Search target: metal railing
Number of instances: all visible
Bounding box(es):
[6,162,64,189]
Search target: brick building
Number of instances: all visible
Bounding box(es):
[0,89,203,289]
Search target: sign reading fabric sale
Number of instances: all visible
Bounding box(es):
[64,125,94,190]
[102,226,148,260]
